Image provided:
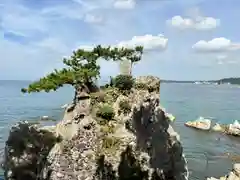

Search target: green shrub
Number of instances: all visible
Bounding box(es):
[99,83,110,90]
[134,82,147,90]
[119,100,131,114]
[104,88,119,104]
[90,91,105,106]
[114,75,134,90]
[105,84,110,88]
[100,124,115,135]
[96,104,115,122]
[102,136,121,149]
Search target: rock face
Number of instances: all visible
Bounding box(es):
[185,117,211,130]
[212,123,224,132]
[207,163,240,180]
[135,76,160,93]
[2,76,189,180]
[228,120,240,136]
[2,121,60,180]
[212,120,240,136]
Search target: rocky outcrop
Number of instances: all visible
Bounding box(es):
[2,76,189,180]
[227,120,240,136]
[134,76,160,93]
[2,121,61,180]
[207,163,240,180]
[185,117,240,137]
[212,123,224,132]
[185,117,211,130]
[212,120,240,136]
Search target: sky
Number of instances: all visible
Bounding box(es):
[1,0,240,80]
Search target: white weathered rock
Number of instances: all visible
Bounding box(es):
[228,120,240,136]
[234,163,240,177]
[185,117,211,130]
[212,123,224,132]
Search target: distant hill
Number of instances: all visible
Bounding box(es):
[211,77,240,85]
[162,77,240,85]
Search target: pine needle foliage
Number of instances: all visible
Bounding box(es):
[21,45,143,93]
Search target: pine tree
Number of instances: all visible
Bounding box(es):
[21,45,143,93]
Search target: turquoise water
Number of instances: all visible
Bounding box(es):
[0,81,239,179]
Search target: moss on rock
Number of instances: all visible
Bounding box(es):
[101,135,121,151]
[100,124,116,135]
[104,88,120,104]
[119,100,131,115]
[96,103,115,124]
[90,91,105,107]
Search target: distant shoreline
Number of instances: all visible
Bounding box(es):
[1,77,240,85]
[162,77,240,85]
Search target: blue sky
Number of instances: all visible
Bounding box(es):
[1,0,240,80]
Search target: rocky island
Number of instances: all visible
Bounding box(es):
[1,45,189,180]
[1,45,238,180]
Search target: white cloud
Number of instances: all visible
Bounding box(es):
[84,14,103,24]
[192,38,240,52]
[167,7,220,30]
[77,45,95,51]
[117,34,168,50]
[113,0,136,9]
[217,59,238,65]
[41,5,84,20]
[77,34,168,51]
[2,5,48,36]
[216,54,240,65]
[195,17,219,30]
[36,38,70,54]
[0,37,66,80]
[167,15,219,30]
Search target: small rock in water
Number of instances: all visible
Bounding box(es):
[41,116,49,121]
[61,104,68,109]
[212,123,224,132]
[185,117,211,130]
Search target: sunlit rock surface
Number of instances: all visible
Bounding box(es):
[3,76,189,180]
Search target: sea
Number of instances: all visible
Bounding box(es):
[0,80,240,179]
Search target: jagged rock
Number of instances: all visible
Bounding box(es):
[2,121,60,180]
[3,76,188,180]
[212,123,224,132]
[185,117,211,130]
[135,76,160,92]
[227,120,240,136]
[212,120,240,136]
[207,163,240,180]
